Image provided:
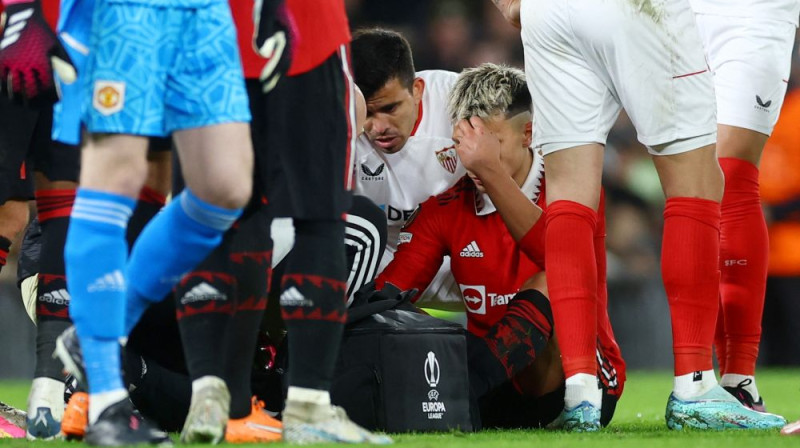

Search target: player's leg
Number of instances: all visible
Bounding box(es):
[27,95,81,439]
[693,14,797,409]
[0,200,29,272]
[559,0,782,430]
[519,0,616,431]
[0,96,38,275]
[173,226,237,444]
[260,46,388,444]
[59,4,177,444]
[0,99,62,440]
[223,205,281,443]
[475,337,563,430]
[122,0,251,339]
[624,3,787,427]
[64,132,149,415]
[467,280,556,400]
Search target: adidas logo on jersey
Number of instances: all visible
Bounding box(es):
[280,286,313,307]
[39,289,71,306]
[459,241,484,258]
[87,270,125,293]
[181,282,227,304]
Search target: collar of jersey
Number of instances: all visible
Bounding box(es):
[474,148,544,216]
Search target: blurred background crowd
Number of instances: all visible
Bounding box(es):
[1,0,798,377]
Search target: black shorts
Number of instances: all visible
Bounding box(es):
[249,47,354,220]
[0,97,80,203]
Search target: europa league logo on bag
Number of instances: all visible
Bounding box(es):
[424,351,440,388]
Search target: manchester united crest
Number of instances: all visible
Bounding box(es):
[92,80,126,116]
[435,146,458,174]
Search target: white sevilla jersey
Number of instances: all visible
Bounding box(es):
[689,0,800,25]
[353,69,461,270]
[354,135,467,272]
[412,70,459,138]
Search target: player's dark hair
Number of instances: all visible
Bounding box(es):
[351,28,416,100]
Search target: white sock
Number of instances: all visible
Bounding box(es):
[287,386,331,406]
[720,374,760,401]
[673,369,717,400]
[564,373,602,409]
[28,377,66,421]
[89,389,128,424]
[191,375,226,394]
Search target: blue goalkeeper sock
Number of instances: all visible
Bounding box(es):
[124,188,242,334]
[81,336,125,395]
[65,189,134,394]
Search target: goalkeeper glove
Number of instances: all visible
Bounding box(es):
[253,0,295,93]
[0,0,76,106]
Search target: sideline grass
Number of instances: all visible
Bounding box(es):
[2,369,799,447]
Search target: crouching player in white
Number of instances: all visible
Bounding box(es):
[366,64,626,429]
[350,28,466,306]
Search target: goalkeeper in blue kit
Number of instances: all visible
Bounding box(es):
[1,0,256,445]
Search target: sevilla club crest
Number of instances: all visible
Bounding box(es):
[436,146,458,174]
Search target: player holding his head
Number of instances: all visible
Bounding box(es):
[491,0,786,431]
[372,63,626,429]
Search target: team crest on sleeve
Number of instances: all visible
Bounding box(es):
[435,146,458,174]
[93,80,125,116]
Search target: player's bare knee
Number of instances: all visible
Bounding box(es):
[80,134,150,198]
[653,143,724,202]
[0,201,31,239]
[190,177,252,210]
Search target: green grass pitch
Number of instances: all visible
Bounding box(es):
[1,369,799,447]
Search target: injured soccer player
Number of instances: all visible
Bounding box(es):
[366,63,627,430]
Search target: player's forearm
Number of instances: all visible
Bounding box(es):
[491,0,521,28]
[479,168,542,241]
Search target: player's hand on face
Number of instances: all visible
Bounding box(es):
[453,116,503,177]
[0,1,76,107]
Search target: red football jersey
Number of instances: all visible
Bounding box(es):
[376,176,546,338]
[285,0,350,76]
[229,0,262,79]
[229,0,351,79]
[376,167,626,396]
[0,0,58,30]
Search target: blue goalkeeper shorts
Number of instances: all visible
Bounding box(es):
[83,0,250,137]
[52,0,94,145]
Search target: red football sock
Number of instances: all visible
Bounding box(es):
[546,200,597,378]
[663,197,721,376]
[719,158,767,376]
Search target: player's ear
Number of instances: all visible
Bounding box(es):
[523,120,533,148]
[412,78,424,104]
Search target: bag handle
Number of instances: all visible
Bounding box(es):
[346,282,418,325]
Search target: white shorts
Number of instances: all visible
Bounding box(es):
[695,14,796,136]
[521,0,718,156]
